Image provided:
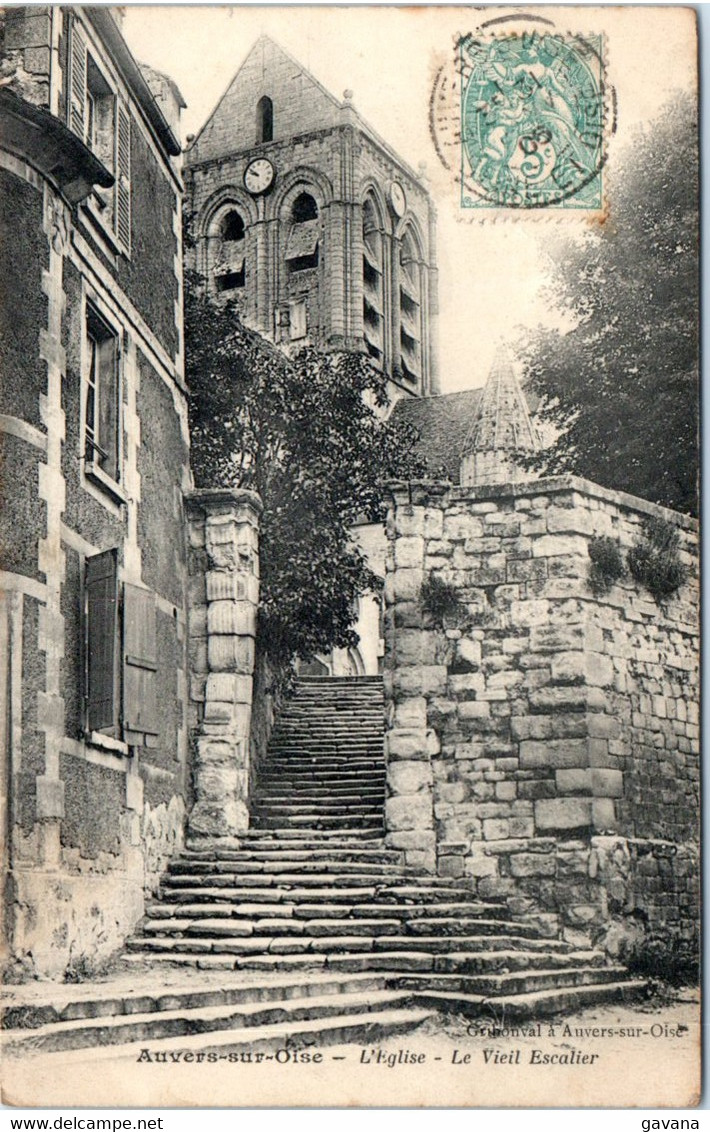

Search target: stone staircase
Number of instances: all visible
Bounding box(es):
[3,677,645,1060]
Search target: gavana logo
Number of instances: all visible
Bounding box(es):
[641,1122,699,1131]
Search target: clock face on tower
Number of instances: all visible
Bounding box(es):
[389,180,406,217]
[244,158,275,195]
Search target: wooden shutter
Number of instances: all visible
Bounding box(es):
[114,102,131,254]
[68,19,87,139]
[122,584,159,742]
[85,548,119,734]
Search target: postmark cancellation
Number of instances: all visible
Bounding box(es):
[431,21,608,215]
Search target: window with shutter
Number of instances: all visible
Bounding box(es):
[115,103,131,254]
[84,303,121,492]
[85,548,119,736]
[122,584,159,744]
[68,19,87,139]
[68,20,132,259]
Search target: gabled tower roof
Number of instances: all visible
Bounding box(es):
[189,36,350,165]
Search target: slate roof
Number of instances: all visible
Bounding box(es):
[392,384,539,484]
[391,389,484,484]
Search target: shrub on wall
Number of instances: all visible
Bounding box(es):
[421,574,463,627]
[587,536,626,596]
[627,517,687,603]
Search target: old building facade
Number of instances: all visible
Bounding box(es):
[0,6,191,976]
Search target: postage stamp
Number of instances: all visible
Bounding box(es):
[458,31,605,210]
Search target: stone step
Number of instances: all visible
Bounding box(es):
[254,793,385,807]
[178,846,399,863]
[268,740,382,749]
[160,874,479,895]
[258,779,384,791]
[276,716,381,722]
[167,860,411,878]
[257,777,385,791]
[147,899,506,921]
[268,749,381,756]
[262,769,382,778]
[4,989,420,1055]
[471,979,648,1019]
[269,731,383,739]
[251,802,383,816]
[237,828,385,841]
[432,949,604,976]
[274,709,383,718]
[263,758,384,770]
[141,916,535,940]
[250,815,384,829]
[250,813,384,827]
[267,744,383,752]
[259,762,385,773]
[0,971,388,1031]
[158,883,492,906]
[121,948,597,977]
[258,780,385,793]
[395,965,630,998]
[142,917,406,938]
[127,932,570,957]
[7,1004,432,1063]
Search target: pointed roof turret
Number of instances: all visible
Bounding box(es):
[460,347,540,487]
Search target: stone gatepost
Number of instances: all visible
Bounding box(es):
[382,484,451,872]
[185,488,262,839]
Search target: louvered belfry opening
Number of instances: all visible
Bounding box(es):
[362,196,384,368]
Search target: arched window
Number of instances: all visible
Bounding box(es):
[213,207,246,292]
[399,229,422,384]
[291,192,318,223]
[257,96,273,143]
[362,196,384,367]
[285,191,320,273]
[221,210,245,242]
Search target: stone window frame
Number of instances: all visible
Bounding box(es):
[256,95,274,144]
[285,190,321,274]
[203,199,254,299]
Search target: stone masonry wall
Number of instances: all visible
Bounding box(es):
[383,475,699,951]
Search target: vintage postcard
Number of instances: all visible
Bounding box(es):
[0,3,700,1109]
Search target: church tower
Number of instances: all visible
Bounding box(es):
[184,36,439,403]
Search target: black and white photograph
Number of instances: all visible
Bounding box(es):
[0,3,700,1110]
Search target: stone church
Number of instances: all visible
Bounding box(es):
[183,35,449,678]
[1,9,699,1058]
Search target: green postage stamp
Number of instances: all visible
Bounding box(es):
[459,30,605,209]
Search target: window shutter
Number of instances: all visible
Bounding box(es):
[122,584,159,742]
[68,19,87,140]
[114,101,131,254]
[85,548,119,734]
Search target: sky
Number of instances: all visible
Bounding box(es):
[122,4,697,393]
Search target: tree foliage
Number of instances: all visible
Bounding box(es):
[520,93,698,515]
[185,277,425,666]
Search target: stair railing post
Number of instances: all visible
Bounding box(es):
[185,488,263,840]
